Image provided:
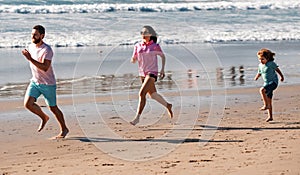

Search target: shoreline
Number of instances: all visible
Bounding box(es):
[1,83,299,113]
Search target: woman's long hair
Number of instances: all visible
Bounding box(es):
[143,25,158,43]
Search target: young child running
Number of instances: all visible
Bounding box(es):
[130,25,173,125]
[254,48,284,122]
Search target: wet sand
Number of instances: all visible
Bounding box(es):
[0,84,300,175]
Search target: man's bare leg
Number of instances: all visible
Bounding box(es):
[24,96,50,132]
[50,106,69,138]
[37,116,50,132]
[55,128,69,138]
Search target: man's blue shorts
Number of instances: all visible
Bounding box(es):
[26,81,57,106]
[263,82,278,99]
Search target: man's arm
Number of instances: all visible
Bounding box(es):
[22,49,51,72]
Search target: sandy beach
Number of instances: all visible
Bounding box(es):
[1,0,300,174]
[0,83,299,175]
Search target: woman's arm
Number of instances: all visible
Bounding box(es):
[159,54,166,79]
[131,56,137,63]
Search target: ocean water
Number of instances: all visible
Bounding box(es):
[1,0,300,99]
[1,0,300,47]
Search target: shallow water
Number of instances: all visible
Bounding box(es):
[1,42,299,99]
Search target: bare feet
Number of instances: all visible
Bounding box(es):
[130,117,140,126]
[55,128,69,139]
[167,103,173,118]
[37,116,49,132]
[266,117,273,122]
[260,106,270,111]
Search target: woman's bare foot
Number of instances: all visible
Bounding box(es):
[37,116,49,132]
[55,128,69,139]
[265,117,273,122]
[130,117,140,126]
[260,106,270,111]
[167,103,173,118]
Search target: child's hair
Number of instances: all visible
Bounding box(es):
[143,25,158,43]
[257,48,275,61]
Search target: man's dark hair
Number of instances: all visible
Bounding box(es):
[33,25,45,35]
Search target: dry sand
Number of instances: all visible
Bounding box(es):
[1,84,300,175]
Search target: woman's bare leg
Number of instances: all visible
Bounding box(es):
[150,92,173,118]
[130,76,155,125]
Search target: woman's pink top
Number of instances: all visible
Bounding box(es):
[132,40,164,77]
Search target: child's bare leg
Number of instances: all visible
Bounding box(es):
[24,96,49,132]
[259,87,270,110]
[265,98,273,122]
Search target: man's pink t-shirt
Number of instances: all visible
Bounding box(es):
[132,40,164,77]
[28,43,56,85]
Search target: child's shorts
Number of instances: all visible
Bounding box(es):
[26,81,57,106]
[263,82,278,99]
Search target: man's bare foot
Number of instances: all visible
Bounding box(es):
[37,116,49,132]
[266,118,273,122]
[260,106,270,111]
[167,103,173,118]
[55,128,69,139]
[130,117,140,126]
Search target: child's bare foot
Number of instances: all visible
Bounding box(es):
[37,116,49,132]
[167,103,173,118]
[130,117,140,126]
[260,106,270,111]
[55,128,69,139]
[265,117,273,122]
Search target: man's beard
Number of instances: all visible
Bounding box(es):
[33,38,41,44]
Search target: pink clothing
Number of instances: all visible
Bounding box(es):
[28,43,56,85]
[132,40,164,77]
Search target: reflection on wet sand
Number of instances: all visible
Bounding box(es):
[239,65,245,85]
[186,69,198,89]
[216,67,224,86]
[0,66,248,99]
[70,72,176,95]
[216,65,245,86]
